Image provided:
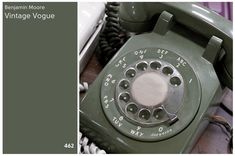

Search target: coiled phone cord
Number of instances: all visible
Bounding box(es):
[79,82,107,154]
[79,132,106,154]
[97,2,130,65]
[79,82,88,92]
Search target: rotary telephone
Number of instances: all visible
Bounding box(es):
[80,2,232,153]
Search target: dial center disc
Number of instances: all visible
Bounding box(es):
[130,72,168,107]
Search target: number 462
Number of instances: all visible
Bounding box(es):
[64,143,74,149]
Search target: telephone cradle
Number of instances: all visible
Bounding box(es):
[80,2,232,153]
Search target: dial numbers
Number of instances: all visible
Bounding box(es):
[101,48,201,141]
[116,59,184,126]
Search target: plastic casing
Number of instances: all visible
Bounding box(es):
[79,2,105,73]
[79,2,105,52]
[80,2,229,153]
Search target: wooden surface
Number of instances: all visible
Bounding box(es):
[80,53,233,154]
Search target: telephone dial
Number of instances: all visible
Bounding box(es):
[80,2,232,153]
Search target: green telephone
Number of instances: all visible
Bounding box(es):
[80,2,232,153]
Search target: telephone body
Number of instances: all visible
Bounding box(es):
[80,3,232,153]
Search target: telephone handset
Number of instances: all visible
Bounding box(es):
[80,3,232,153]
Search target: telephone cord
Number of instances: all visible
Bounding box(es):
[97,2,130,65]
[79,82,88,92]
[79,132,106,154]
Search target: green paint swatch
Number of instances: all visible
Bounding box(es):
[3,2,77,153]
